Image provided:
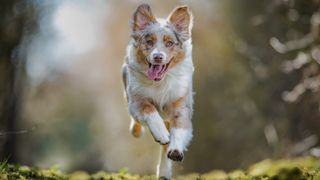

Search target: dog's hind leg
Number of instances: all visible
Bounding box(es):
[122,63,145,138]
[157,144,172,179]
[156,121,172,179]
[129,117,145,138]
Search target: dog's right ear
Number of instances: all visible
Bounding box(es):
[131,4,156,34]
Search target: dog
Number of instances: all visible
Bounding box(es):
[121,4,194,179]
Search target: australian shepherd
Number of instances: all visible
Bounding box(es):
[122,4,194,179]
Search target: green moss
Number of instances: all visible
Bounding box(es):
[1,157,320,180]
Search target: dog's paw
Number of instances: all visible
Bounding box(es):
[151,128,170,145]
[147,118,170,145]
[167,149,184,162]
[155,137,170,145]
[159,176,170,180]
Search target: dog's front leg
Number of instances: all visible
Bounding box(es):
[167,103,193,162]
[129,99,170,145]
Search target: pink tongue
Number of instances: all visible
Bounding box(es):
[147,65,163,80]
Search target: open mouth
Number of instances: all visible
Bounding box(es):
[147,62,170,81]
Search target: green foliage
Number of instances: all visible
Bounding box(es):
[1,164,67,180]
[0,157,9,174]
[1,157,320,180]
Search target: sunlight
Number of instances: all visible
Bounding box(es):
[53,1,107,54]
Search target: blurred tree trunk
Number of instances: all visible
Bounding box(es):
[0,0,27,162]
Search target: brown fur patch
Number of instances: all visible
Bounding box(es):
[168,50,185,69]
[136,98,156,115]
[145,33,157,43]
[171,114,191,128]
[163,35,174,44]
[170,96,191,128]
[131,121,143,138]
[135,46,149,66]
[172,96,186,109]
[135,33,157,65]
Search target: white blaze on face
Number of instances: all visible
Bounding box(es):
[147,47,170,81]
[149,48,167,64]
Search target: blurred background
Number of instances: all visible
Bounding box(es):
[1,0,320,176]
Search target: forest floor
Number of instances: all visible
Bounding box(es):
[1,156,320,180]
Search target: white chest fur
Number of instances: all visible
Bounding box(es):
[128,68,191,109]
[126,39,194,113]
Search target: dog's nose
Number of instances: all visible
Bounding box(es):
[153,53,164,63]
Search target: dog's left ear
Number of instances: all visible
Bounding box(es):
[168,5,193,42]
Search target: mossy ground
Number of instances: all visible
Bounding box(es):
[1,157,320,180]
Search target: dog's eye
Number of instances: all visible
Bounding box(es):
[166,41,174,47]
[146,40,154,47]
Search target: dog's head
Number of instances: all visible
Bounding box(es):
[130,4,193,81]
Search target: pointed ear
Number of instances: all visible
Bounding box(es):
[131,4,156,33]
[168,5,193,41]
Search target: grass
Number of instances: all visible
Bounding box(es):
[0,157,9,174]
[0,156,320,179]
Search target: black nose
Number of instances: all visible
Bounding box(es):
[153,53,164,63]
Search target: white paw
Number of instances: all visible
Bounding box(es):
[147,118,170,145]
[157,163,172,180]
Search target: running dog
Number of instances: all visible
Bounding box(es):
[122,4,194,179]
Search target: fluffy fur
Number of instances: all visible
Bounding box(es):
[122,4,194,179]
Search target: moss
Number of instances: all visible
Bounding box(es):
[1,156,320,180]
